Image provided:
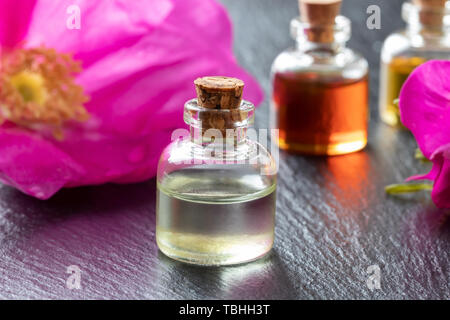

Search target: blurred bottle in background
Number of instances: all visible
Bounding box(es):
[271,0,369,156]
[379,0,450,128]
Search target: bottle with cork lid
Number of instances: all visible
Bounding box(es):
[156,76,277,266]
[271,0,369,156]
[379,0,450,127]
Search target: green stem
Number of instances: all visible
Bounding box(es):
[415,148,431,163]
[385,183,433,195]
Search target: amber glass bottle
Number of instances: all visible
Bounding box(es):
[271,1,369,156]
[379,0,450,127]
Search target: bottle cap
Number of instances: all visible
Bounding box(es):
[299,0,342,43]
[194,76,244,110]
[412,0,448,26]
[192,76,248,136]
[413,0,447,7]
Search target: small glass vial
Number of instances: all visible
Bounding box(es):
[379,0,450,127]
[156,76,277,266]
[271,0,369,156]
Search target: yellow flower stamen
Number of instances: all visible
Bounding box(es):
[10,71,48,106]
[0,47,89,139]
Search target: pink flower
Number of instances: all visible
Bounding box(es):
[0,0,263,199]
[399,60,450,209]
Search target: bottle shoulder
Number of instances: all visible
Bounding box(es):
[157,138,277,183]
[382,30,450,62]
[272,47,368,80]
[157,138,277,201]
[160,138,273,160]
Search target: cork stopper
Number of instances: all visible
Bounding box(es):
[413,0,447,7]
[193,76,247,137]
[412,0,448,26]
[194,76,244,110]
[299,0,342,43]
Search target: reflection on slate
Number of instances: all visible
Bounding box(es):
[0,0,448,299]
[156,251,297,299]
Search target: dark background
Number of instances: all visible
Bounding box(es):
[0,0,448,299]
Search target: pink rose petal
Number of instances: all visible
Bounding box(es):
[428,144,450,208]
[400,60,450,158]
[399,60,450,208]
[0,0,37,48]
[0,0,263,199]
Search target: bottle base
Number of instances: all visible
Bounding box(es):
[277,138,367,156]
[156,229,274,266]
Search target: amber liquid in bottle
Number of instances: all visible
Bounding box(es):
[272,73,368,155]
[379,56,425,127]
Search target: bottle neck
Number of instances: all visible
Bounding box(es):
[295,38,346,53]
[406,19,450,37]
[291,15,351,54]
[184,99,254,147]
[189,126,247,146]
[403,2,450,39]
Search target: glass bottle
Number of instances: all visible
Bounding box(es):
[379,0,450,127]
[156,77,277,266]
[271,15,369,156]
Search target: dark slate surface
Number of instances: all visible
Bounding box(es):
[0,0,448,300]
